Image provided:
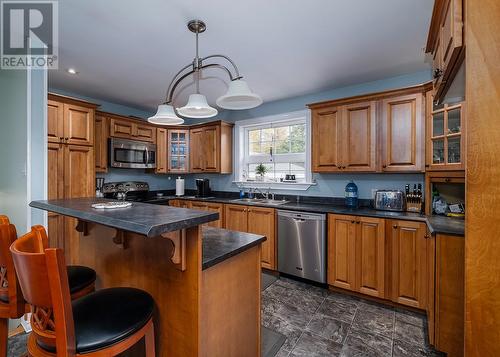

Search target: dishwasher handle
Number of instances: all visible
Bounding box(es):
[277,210,326,221]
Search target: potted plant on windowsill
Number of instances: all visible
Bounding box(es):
[255,163,268,181]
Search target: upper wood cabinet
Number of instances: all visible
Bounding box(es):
[328,214,385,298]
[47,94,97,146]
[426,92,465,171]
[426,0,464,102]
[309,85,428,173]
[109,116,156,143]
[312,101,376,172]
[156,128,167,174]
[189,121,233,174]
[168,129,189,173]
[381,93,424,172]
[94,113,108,173]
[389,219,428,309]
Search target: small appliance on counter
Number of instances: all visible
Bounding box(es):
[95,178,105,197]
[195,178,211,197]
[175,177,185,196]
[374,190,406,212]
[345,180,358,209]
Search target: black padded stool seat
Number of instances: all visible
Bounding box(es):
[67,265,96,294]
[38,287,154,353]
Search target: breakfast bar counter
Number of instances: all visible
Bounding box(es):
[30,198,265,357]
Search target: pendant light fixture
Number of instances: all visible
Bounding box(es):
[148,20,262,125]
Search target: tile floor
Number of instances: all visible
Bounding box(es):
[262,276,443,357]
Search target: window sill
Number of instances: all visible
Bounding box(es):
[233,181,316,191]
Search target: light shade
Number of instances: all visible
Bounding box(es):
[216,79,262,110]
[148,104,185,125]
[177,94,218,118]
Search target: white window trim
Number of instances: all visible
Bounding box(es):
[233,110,315,191]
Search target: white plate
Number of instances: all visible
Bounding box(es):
[92,202,132,209]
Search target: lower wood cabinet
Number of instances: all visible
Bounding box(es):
[389,219,428,309]
[169,199,191,209]
[328,214,385,298]
[169,200,224,228]
[224,204,276,270]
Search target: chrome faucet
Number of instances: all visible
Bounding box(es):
[253,187,273,199]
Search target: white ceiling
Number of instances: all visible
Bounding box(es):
[48,0,434,112]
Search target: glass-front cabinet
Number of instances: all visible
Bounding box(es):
[427,99,465,171]
[168,129,189,173]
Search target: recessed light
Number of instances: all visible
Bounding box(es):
[67,68,78,75]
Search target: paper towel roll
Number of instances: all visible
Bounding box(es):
[175,177,185,196]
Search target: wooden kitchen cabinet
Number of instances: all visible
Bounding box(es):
[94,113,108,172]
[434,233,464,356]
[63,145,95,199]
[426,0,464,102]
[389,220,428,309]
[312,101,376,172]
[109,115,156,143]
[169,199,191,209]
[381,93,425,172]
[206,203,224,228]
[426,96,465,171]
[247,206,275,270]
[189,121,233,173]
[427,228,436,346]
[168,129,189,173]
[48,94,96,147]
[224,204,275,269]
[156,128,167,174]
[328,214,385,297]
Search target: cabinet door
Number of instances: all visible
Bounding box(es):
[342,101,377,172]
[94,114,108,172]
[110,118,134,139]
[224,204,248,232]
[156,128,167,174]
[47,100,63,143]
[312,107,342,172]
[63,104,94,146]
[134,123,156,142]
[328,214,356,290]
[381,94,424,172]
[203,126,219,172]
[189,128,204,172]
[355,217,385,298]
[47,143,64,250]
[391,220,428,309]
[440,0,463,75]
[427,230,436,345]
[190,201,208,211]
[168,130,189,173]
[248,207,275,269]
[63,145,95,199]
[206,203,224,228]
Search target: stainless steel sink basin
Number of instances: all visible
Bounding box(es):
[230,198,289,205]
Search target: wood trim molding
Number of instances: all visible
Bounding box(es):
[48,93,99,109]
[307,82,433,109]
[162,230,187,271]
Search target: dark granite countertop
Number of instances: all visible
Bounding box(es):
[150,195,464,236]
[202,226,266,270]
[30,198,218,237]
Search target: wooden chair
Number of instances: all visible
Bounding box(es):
[10,225,155,356]
[0,216,25,356]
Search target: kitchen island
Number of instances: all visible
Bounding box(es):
[30,198,266,357]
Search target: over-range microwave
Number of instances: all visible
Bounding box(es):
[109,138,156,169]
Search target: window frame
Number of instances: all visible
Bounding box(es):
[233,110,314,190]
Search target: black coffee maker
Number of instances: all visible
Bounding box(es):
[195,178,211,197]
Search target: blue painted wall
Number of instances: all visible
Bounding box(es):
[183,70,432,199]
[52,69,432,197]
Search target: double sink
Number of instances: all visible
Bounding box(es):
[230,198,289,206]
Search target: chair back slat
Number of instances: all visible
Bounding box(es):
[11,225,75,354]
[0,215,24,318]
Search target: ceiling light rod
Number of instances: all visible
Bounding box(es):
[148,19,262,125]
[163,20,242,105]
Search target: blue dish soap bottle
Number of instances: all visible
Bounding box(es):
[345,180,358,209]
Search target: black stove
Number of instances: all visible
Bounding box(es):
[102,181,150,201]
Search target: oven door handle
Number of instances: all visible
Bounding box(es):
[145,147,150,165]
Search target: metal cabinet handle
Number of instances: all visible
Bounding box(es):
[382,165,387,169]
[393,224,398,229]
[351,220,355,224]
[356,221,360,224]
[424,234,430,239]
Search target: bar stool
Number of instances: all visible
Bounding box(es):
[10,225,155,356]
[0,216,97,356]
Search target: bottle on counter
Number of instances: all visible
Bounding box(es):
[345,180,358,209]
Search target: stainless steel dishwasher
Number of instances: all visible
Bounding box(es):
[277,210,326,283]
